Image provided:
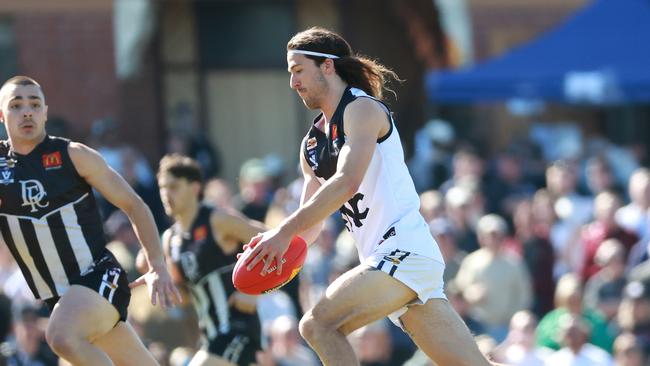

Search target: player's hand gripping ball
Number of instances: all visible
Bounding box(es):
[232,236,307,295]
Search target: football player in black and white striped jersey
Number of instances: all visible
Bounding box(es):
[0,76,180,365]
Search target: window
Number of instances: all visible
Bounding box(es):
[0,18,17,82]
[196,1,294,69]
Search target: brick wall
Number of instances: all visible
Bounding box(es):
[4,2,163,163]
[12,10,118,142]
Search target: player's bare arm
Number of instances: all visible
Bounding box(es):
[246,98,388,275]
[68,142,181,307]
[210,209,265,254]
[295,140,325,245]
[209,209,266,313]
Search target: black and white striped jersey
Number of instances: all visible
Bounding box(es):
[167,204,260,341]
[0,136,108,300]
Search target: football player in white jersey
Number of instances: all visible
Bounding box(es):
[244,28,501,365]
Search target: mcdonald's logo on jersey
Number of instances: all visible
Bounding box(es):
[193,225,208,242]
[42,152,62,170]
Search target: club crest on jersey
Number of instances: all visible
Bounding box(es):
[0,158,16,185]
[330,124,342,154]
[0,169,14,185]
[42,152,63,170]
[331,124,338,140]
[20,179,49,212]
[306,137,317,150]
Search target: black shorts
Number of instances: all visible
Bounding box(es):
[204,332,261,366]
[44,254,131,322]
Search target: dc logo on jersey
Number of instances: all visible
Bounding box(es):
[20,179,50,212]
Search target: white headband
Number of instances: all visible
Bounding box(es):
[288,50,340,59]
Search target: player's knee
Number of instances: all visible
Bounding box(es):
[45,326,79,357]
[299,311,326,342]
[300,310,339,342]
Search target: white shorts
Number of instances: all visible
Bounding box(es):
[365,249,447,328]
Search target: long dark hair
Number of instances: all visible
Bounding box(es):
[287,27,400,100]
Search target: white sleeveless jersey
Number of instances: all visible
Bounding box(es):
[302,87,443,262]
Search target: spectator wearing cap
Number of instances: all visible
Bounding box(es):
[544,314,613,366]
[454,214,532,342]
[445,184,482,254]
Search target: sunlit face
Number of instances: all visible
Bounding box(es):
[0,84,48,143]
[287,53,329,109]
[158,172,199,216]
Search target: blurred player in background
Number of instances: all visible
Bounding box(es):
[156,154,265,366]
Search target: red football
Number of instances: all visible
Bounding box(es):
[232,236,307,295]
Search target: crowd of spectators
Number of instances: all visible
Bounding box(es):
[0,117,649,366]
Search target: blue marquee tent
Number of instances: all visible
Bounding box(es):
[426,0,650,104]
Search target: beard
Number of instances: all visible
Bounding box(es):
[300,71,328,109]
[302,97,319,109]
